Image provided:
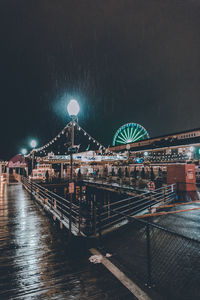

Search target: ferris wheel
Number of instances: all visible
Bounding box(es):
[113,123,149,146]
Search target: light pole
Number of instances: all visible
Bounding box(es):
[21,148,27,177]
[30,139,37,174]
[67,99,80,238]
[29,139,37,200]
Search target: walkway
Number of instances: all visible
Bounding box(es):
[0,183,134,299]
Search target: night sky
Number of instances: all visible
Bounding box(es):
[1,0,200,160]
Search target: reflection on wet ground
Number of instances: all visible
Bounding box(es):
[0,183,134,299]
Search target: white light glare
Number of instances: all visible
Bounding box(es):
[190,146,194,152]
[30,140,37,148]
[21,148,27,155]
[67,99,80,116]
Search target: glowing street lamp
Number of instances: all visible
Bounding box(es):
[30,139,37,173]
[30,139,37,148]
[21,148,27,155]
[67,99,79,238]
[67,99,80,117]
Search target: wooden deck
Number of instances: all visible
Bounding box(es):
[0,183,135,299]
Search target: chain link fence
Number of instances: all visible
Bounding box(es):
[102,217,200,300]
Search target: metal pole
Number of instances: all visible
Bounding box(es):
[146,223,152,288]
[93,194,97,236]
[78,183,82,235]
[32,150,34,173]
[69,120,74,239]
[31,177,33,200]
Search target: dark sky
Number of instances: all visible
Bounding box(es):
[1,0,200,159]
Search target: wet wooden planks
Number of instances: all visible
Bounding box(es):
[0,184,135,299]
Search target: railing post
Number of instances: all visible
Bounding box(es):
[146,223,152,288]
[31,178,33,200]
[96,198,102,241]
[93,194,97,236]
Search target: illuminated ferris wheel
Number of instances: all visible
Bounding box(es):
[113,123,149,146]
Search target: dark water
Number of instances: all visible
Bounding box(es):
[0,182,134,300]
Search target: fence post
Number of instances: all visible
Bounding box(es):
[78,183,82,235]
[146,223,152,288]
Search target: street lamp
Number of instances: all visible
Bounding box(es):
[67,99,80,238]
[30,139,37,173]
[67,99,80,174]
[30,139,37,148]
[21,148,27,155]
[67,99,80,117]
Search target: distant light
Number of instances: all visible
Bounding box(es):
[21,148,27,155]
[30,139,37,148]
[67,99,80,116]
[190,146,194,152]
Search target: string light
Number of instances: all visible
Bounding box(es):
[28,120,105,157]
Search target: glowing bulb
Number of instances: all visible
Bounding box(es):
[21,148,27,155]
[30,140,37,148]
[190,146,194,152]
[67,99,80,116]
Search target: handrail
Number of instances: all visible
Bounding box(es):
[97,184,176,232]
[21,176,81,234]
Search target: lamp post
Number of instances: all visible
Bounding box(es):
[29,139,37,199]
[67,99,80,238]
[30,139,37,174]
[21,149,27,177]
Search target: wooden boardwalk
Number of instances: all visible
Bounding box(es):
[0,183,134,299]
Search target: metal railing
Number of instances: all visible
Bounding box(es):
[21,174,176,238]
[96,184,176,233]
[21,176,84,236]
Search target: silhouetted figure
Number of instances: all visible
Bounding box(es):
[141,167,145,179]
[150,167,155,181]
[78,169,81,180]
[132,166,137,180]
[111,168,115,176]
[45,170,49,183]
[118,167,122,178]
